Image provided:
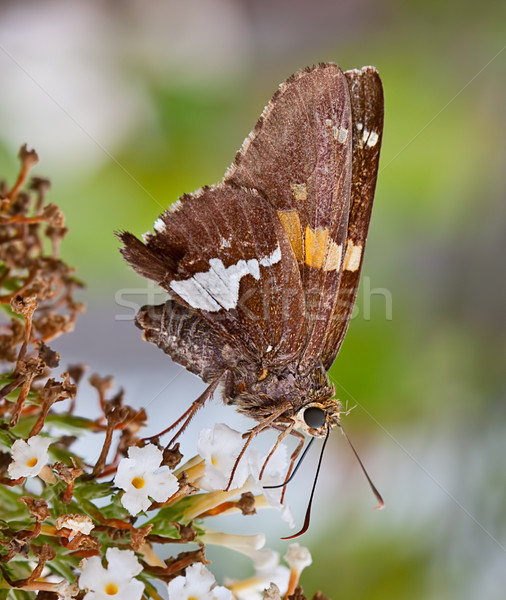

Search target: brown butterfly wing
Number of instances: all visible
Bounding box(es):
[135,300,233,383]
[119,185,305,365]
[321,66,384,370]
[224,63,353,372]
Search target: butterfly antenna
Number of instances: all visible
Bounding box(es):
[339,424,384,509]
[263,437,315,490]
[281,428,331,540]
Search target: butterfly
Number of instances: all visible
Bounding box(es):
[119,63,384,536]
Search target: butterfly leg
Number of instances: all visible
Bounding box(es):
[142,377,222,447]
[259,421,296,479]
[165,377,223,447]
[263,425,305,503]
[225,403,289,491]
[280,429,305,503]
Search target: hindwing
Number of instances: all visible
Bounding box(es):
[136,300,233,383]
[119,185,306,364]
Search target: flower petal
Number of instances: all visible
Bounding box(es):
[117,578,145,600]
[120,488,151,515]
[79,556,106,590]
[26,435,52,455]
[106,548,143,578]
[127,444,163,470]
[113,458,137,490]
[144,470,179,503]
[284,543,312,572]
[167,574,186,599]
[197,424,249,490]
[213,585,232,600]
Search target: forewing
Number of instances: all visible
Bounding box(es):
[136,301,233,383]
[224,63,353,371]
[321,66,384,370]
[119,185,305,364]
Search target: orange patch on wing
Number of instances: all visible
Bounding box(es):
[277,210,303,261]
[304,226,329,269]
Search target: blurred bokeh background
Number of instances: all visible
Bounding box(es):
[1,0,505,598]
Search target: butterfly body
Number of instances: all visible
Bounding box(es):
[135,299,338,437]
[119,62,383,446]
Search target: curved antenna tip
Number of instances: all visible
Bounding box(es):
[339,424,384,510]
[374,498,385,510]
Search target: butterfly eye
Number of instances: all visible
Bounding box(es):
[303,406,326,429]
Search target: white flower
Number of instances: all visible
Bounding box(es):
[284,543,312,573]
[79,547,144,600]
[8,435,51,478]
[168,562,231,600]
[197,424,249,491]
[229,550,289,600]
[248,445,295,528]
[114,444,178,515]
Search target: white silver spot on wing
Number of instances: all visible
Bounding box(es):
[333,126,348,143]
[259,244,281,267]
[325,118,333,127]
[361,128,379,148]
[170,244,281,312]
[356,122,363,131]
[153,218,166,233]
[366,131,379,147]
[170,277,220,312]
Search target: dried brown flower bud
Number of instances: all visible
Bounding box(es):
[67,363,87,384]
[19,145,39,168]
[11,293,38,318]
[312,592,331,600]
[163,443,183,469]
[36,341,60,368]
[55,514,94,536]
[237,491,256,516]
[263,583,282,600]
[41,204,65,228]
[288,586,307,600]
[20,496,50,522]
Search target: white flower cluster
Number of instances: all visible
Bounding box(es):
[109,424,296,524]
[197,423,295,527]
[79,546,311,600]
[9,427,311,600]
[168,562,231,600]
[226,543,312,600]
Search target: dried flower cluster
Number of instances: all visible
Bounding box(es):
[0,148,329,600]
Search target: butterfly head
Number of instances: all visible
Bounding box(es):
[295,399,340,438]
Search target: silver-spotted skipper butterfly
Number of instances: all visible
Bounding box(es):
[119,63,384,537]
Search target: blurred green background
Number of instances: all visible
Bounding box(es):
[1,1,505,598]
